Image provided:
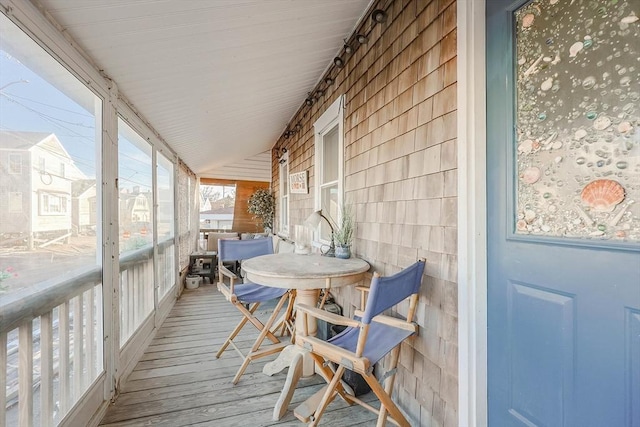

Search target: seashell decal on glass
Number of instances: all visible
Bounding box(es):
[514,0,640,241]
[580,179,625,212]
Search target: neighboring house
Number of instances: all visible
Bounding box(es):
[119,187,153,235]
[72,179,97,235]
[199,206,234,230]
[0,131,86,248]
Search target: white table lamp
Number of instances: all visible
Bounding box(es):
[304,210,335,257]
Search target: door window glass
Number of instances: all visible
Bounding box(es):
[514,0,639,241]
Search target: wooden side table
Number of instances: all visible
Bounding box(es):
[189,251,217,284]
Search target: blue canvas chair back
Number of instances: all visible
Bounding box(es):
[327,259,425,365]
[218,238,273,262]
[361,259,425,324]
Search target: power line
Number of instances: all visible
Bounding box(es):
[3,92,94,118]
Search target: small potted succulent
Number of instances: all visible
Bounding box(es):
[333,205,354,259]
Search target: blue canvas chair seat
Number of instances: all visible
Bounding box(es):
[234,282,287,304]
[216,238,295,384]
[295,259,425,427]
[328,319,415,367]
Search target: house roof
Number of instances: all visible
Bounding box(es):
[72,178,96,197]
[0,131,53,150]
[0,131,88,180]
[201,207,234,215]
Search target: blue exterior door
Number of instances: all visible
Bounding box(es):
[486,0,640,426]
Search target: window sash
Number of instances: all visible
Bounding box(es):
[9,192,22,213]
[279,156,289,234]
[313,95,344,245]
[8,154,22,174]
[39,191,69,215]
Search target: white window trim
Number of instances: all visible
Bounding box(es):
[39,190,69,215]
[8,153,22,174]
[313,95,345,246]
[9,192,23,213]
[279,152,290,236]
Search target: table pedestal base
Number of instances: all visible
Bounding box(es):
[272,351,305,420]
[263,344,314,377]
[269,288,319,420]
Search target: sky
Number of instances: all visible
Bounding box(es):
[0,50,98,176]
[0,49,152,190]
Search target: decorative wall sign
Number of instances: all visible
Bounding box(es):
[514,0,639,242]
[289,170,309,194]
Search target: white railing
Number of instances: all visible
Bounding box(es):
[0,267,103,427]
[157,239,175,301]
[118,247,154,346]
[1,240,177,426]
[118,238,175,346]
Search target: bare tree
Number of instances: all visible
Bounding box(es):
[200,185,222,203]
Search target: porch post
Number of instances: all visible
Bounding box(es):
[457,0,488,426]
[102,79,121,399]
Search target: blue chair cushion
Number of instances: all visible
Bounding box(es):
[235,282,287,304]
[328,320,415,366]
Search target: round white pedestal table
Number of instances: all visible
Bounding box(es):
[241,253,370,420]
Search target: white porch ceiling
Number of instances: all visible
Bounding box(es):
[34,0,372,180]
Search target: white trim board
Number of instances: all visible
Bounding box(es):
[457,0,488,426]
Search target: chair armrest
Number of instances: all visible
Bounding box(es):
[217,264,238,298]
[371,314,418,333]
[297,303,360,335]
[218,264,238,280]
[356,285,370,310]
[296,334,370,374]
[353,309,418,333]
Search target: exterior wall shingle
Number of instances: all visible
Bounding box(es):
[271,0,457,424]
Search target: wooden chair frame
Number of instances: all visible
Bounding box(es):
[294,259,425,427]
[216,247,295,385]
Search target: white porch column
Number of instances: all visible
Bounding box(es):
[457,0,488,426]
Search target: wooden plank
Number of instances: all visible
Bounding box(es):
[294,384,328,422]
[87,287,95,380]
[112,371,292,407]
[101,380,314,426]
[18,322,33,426]
[59,302,70,415]
[73,294,84,399]
[102,372,305,423]
[198,392,380,427]
[143,331,236,347]
[100,285,383,427]
[133,344,254,372]
[95,284,104,376]
[126,356,253,382]
[38,232,72,248]
[102,380,377,427]
[152,324,240,340]
[40,311,54,427]
[0,332,7,423]
[139,344,217,362]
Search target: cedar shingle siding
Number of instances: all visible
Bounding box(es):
[271,1,457,425]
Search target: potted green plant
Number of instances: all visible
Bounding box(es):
[247,188,275,233]
[333,205,354,259]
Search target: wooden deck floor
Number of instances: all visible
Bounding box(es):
[99,283,379,426]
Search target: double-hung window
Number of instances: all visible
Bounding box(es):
[8,153,22,174]
[313,95,344,244]
[279,152,289,236]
